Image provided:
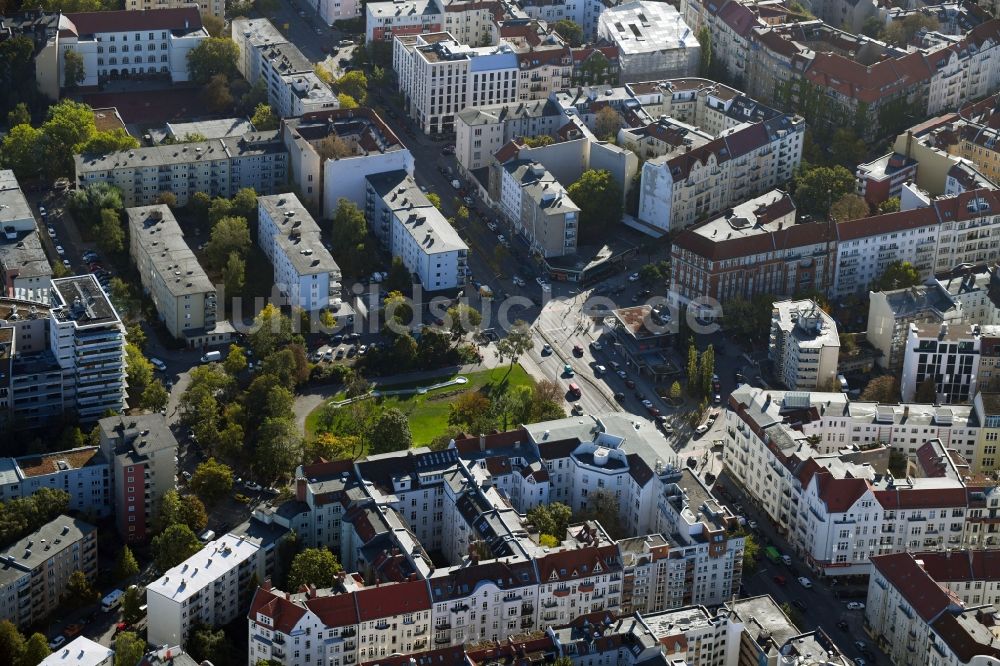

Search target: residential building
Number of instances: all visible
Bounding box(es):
[75,131,288,207]
[57,8,208,88]
[316,0,362,27]
[393,32,571,135]
[364,171,468,291]
[973,392,1000,473]
[366,0,442,43]
[230,19,338,118]
[607,305,678,382]
[439,0,501,48]
[494,160,579,257]
[0,447,108,516]
[901,322,998,404]
[40,637,113,666]
[769,299,841,391]
[934,263,1000,327]
[724,595,823,666]
[0,516,97,628]
[596,2,700,83]
[48,276,127,421]
[127,205,222,346]
[98,414,178,542]
[856,153,920,208]
[670,191,836,312]
[0,11,63,100]
[257,194,341,311]
[518,0,616,42]
[867,284,963,371]
[281,109,414,218]
[454,99,565,172]
[126,0,223,19]
[0,170,50,301]
[147,531,276,647]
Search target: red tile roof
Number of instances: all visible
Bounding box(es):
[306,590,361,627]
[452,429,530,455]
[836,206,938,241]
[718,1,757,37]
[535,543,621,583]
[362,645,468,666]
[873,486,969,510]
[355,579,432,621]
[248,588,308,634]
[870,552,958,622]
[64,7,201,35]
[910,550,1000,583]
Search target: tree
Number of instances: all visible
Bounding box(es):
[20,632,48,666]
[638,263,662,285]
[522,135,554,147]
[670,381,682,402]
[792,165,855,216]
[223,251,246,298]
[152,524,202,571]
[594,106,621,141]
[860,375,900,403]
[700,345,715,398]
[916,377,937,403]
[97,207,125,255]
[190,458,234,506]
[871,260,920,291]
[121,585,143,626]
[335,70,368,105]
[576,489,623,538]
[860,15,883,38]
[63,49,85,88]
[224,344,248,375]
[205,215,250,268]
[114,632,145,666]
[371,64,388,85]
[384,256,411,294]
[686,343,699,397]
[829,193,869,222]
[0,124,42,179]
[250,103,279,131]
[0,36,35,124]
[427,192,442,210]
[188,625,233,666]
[125,343,154,406]
[254,417,303,481]
[315,134,354,161]
[369,408,412,454]
[0,621,25,666]
[40,100,99,177]
[187,37,239,84]
[878,197,901,214]
[567,169,622,243]
[889,449,908,477]
[249,303,296,361]
[115,546,139,581]
[448,391,495,434]
[6,103,29,129]
[337,93,358,109]
[830,128,867,167]
[286,547,343,590]
[202,73,233,113]
[158,489,208,533]
[552,19,583,46]
[526,502,572,539]
[156,191,178,208]
[63,570,97,608]
[447,303,482,336]
[76,128,139,156]
[495,321,533,378]
[881,14,939,47]
[143,380,169,414]
[330,198,369,275]
[743,533,760,572]
[202,12,225,37]
[697,26,712,76]
[208,196,234,225]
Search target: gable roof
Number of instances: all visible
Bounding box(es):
[870,552,958,622]
[355,579,432,621]
[64,7,201,35]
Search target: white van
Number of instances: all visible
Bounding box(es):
[149,357,167,372]
[199,529,216,542]
[200,351,221,364]
[101,589,124,612]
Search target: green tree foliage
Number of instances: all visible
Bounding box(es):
[204,215,250,268]
[722,293,777,341]
[202,73,234,113]
[250,103,279,130]
[114,632,146,666]
[522,135,554,147]
[0,37,37,123]
[384,256,412,294]
[20,632,49,666]
[0,124,42,179]
[187,37,239,84]
[871,260,920,291]
[190,458,234,506]
[125,342,154,405]
[0,621,26,666]
[286,547,343,590]
[115,546,140,581]
[248,303,298,363]
[448,391,494,434]
[97,207,125,255]
[39,100,97,176]
[743,533,760,572]
[567,170,623,243]
[63,49,85,88]
[223,251,246,299]
[231,187,258,220]
[369,408,412,454]
[830,128,867,167]
[594,106,622,141]
[860,375,900,403]
[880,14,939,47]
[63,570,98,608]
[142,380,170,414]
[575,488,624,538]
[121,585,143,625]
[153,524,203,571]
[335,70,368,105]
[829,193,870,222]
[496,321,533,377]
[252,417,303,481]
[670,381,682,401]
[552,19,583,46]
[638,263,662,284]
[337,93,358,109]
[330,198,370,276]
[202,12,225,37]
[0,488,70,548]
[446,303,482,336]
[77,128,140,155]
[187,625,233,666]
[699,345,716,398]
[878,197,900,213]
[427,192,442,209]
[792,165,855,216]
[6,103,30,129]
[158,489,208,533]
[68,182,123,226]
[224,345,248,376]
[697,26,712,76]
[526,502,572,540]
[686,344,698,397]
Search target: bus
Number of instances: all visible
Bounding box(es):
[568,383,582,399]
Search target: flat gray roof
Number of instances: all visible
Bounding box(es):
[258,194,341,276]
[0,230,53,280]
[127,205,214,297]
[165,117,255,141]
[50,275,120,327]
[0,515,95,587]
[0,170,34,231]
[75,132,284,172]
[366,171,468,255]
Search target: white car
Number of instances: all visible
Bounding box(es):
[536,276,548,286]
[628,272,640,282]
[62,259,71,269]
[512,276,525,287]
[48,636,66,650]
[641,399,653,408]
[617,370,627,379]
[594,365,606,375]
[695,424,709,435]
[798,577,813,589]
[497,234,505,243]
[541,344,552,355]
[591,341,603,351]
[46,225,56,237]
[846,602,865,610]
[55,245,65,256]
[246,482,263,491]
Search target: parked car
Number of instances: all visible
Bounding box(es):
[695,424,708,435]
[48,636,66,650]
[846,602,865,610]
[572,344,583,356]
[617,369,628,379]
[55,245,65,256]
[487,221,498,231]
[46,225,56,237]
[773,575,787,586]
[591,340,603,351]
[798,577,813,589]
[792,599,808,612]
[628,272,640,282]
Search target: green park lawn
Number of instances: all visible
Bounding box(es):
[305,364,533,445]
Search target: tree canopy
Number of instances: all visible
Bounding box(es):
[152,524,203,571]
[567,170,623,243]
[792,165,855,216]
[286,548,343,590]
[187,37,239,84]
[552,19,583,46]
[871,260,921,291]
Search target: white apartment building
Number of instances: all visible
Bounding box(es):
[769,299,841,391]
[496,159,579,258]
[934,263,1000,327]
[901,322,997,404]
[147,533,270,647]
[366,0,442,43]
[867,284,963,372]
[58,8,207,88]
[127,205,219,345]
[454,99,564,172]
[75,131,289,208]
[49,276,127,421]
[0,516,97,628]
[394,32,571,135]
[257,194,341,311]
[0,171,50,300]
[40,637,113,666]
[0,448,109,517]
[597,2,700,83]
[365,171,468,291]
[230,19,338,118]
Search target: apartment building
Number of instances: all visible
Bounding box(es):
[75,131,288,208]
[125,0,222,19]
[366,0,442,43]
[40,637,113,666]
[0,298,69,430]
[670,191,836,311]
[973,393,1000,474]
[57,8,207,88]
[769,299,841,391]
[0,171,51,301]
[867,551,1000,666]
[230,19,338,119]
[0,516,97,628]
[0,448,108,516]
[147,531,275,647]
[932,263,1000,326]
[454,99,565,172]
[597,2,699,83]
[901,322,998,404]
[316,0,361,27]
[494,159,579,258]
[518,0,617,41]
[725,385,998,576]
[365,171,468,291]
[127,206,220,345]
[282,109,414,218]
[98,414,178,542]
[393,32,571,135]
[856,153,920,208]
[867,284,964,371]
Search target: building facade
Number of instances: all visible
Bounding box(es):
[769,299,841,391]
[901,322,997,404]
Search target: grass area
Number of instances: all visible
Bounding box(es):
[305,364,533,445]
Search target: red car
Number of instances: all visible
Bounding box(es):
[647,406,661,417]
[572,344,584,357]
[625,379,636,389]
